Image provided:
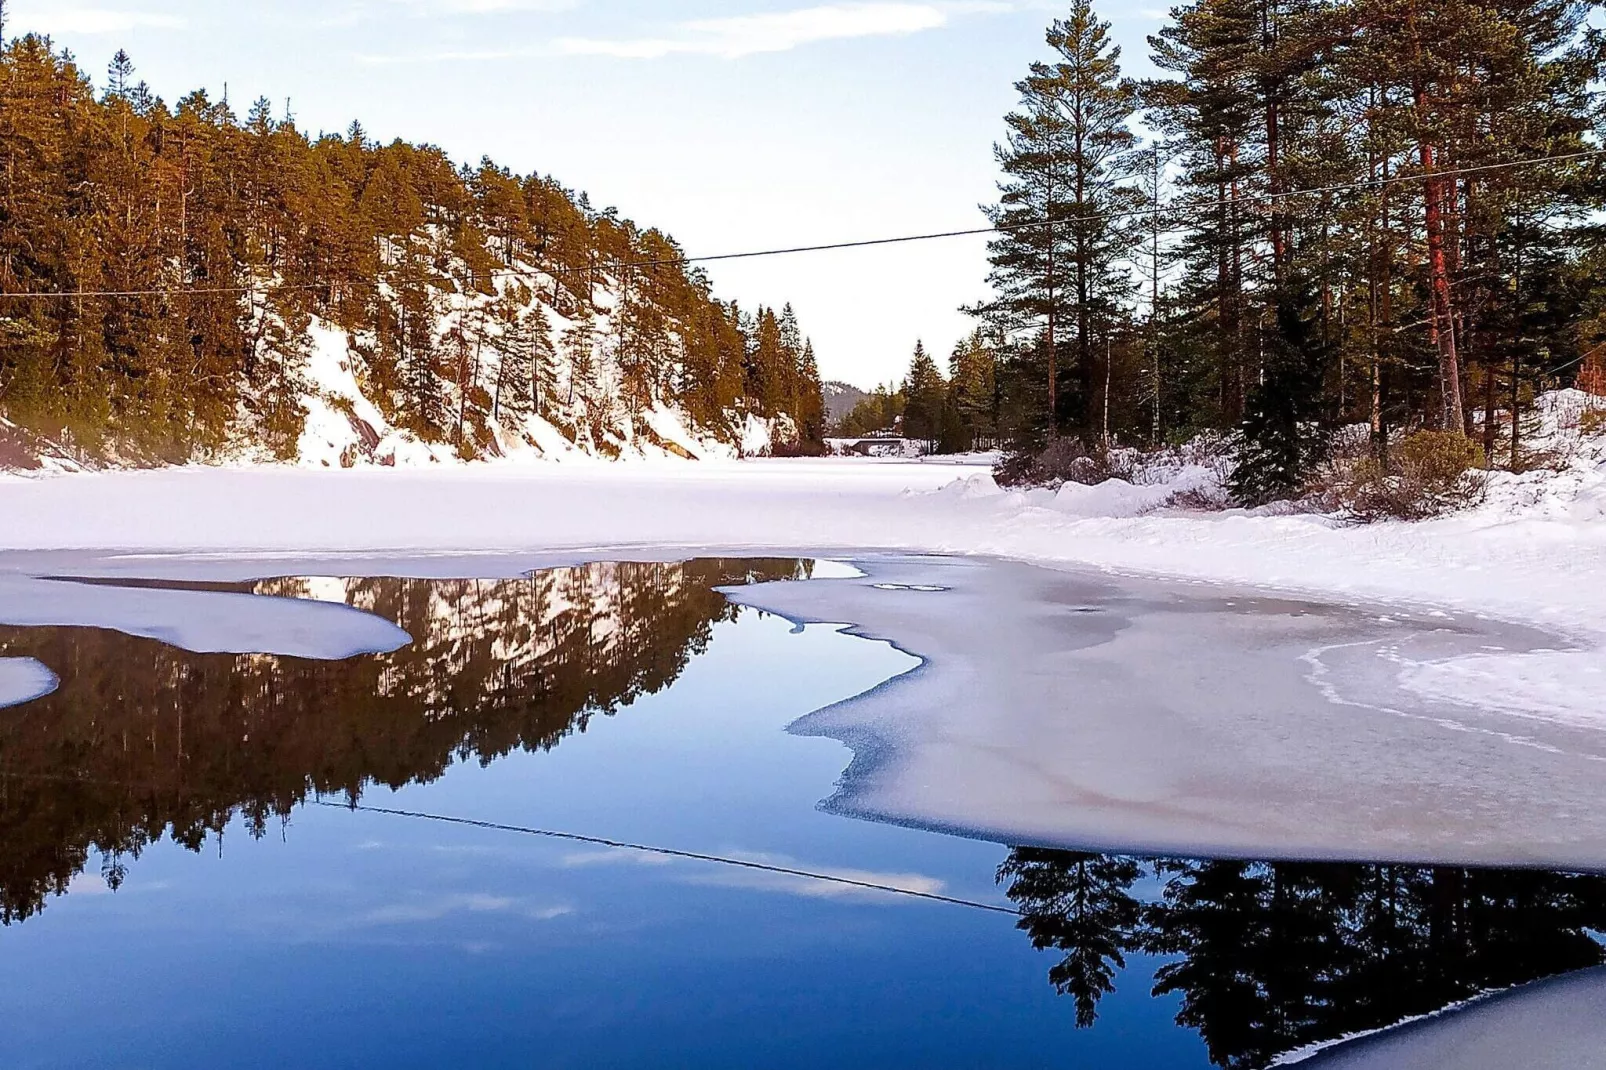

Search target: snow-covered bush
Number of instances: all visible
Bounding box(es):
[1330,431,1486,522]
[995,438,1124,488]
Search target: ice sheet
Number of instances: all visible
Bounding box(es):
[1287,967,1606,1069]
[723,557,1606,871]
[0,657,57,709]
[0,575,411,660]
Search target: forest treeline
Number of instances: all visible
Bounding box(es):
[0,37,826,463]
[871,0,1606,500]
[833,331,999,451]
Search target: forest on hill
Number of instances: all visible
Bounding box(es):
[0,37,826,466]
[870,0,1606,502]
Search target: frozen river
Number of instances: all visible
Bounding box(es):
[0,552,1602,1066]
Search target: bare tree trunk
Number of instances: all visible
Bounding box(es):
[1375,148,1395,465]
[1102,333,1112,448]
[1482,360,1497,466]
[1418,137,1465,432]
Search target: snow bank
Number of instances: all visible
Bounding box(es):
[0,576,413,660]
[1286,967,1606,1069]
[0,657,57,709]
[1050,477,1174,518]
[2,393,1606,734]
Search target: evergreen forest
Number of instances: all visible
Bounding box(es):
[876,0,1606,502]
[0,37,827,464]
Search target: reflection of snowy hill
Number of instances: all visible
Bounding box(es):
[0,559,810,923]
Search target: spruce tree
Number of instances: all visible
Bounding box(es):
[1230,278,1332,505]
[901,341,947,450]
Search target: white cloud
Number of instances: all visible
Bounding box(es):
[678,849,950,901]
[357,892,568,925]
[560,845,950,903]
[357,1,1016,64]
[558,2,965,60]
[14,5,186,34]
[377,0,580,13]
[312,0,579,30]
[559,847,675,867]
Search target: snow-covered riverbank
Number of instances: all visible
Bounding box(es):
[4,433,1606,720]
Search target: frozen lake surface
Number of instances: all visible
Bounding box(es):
[0,554,1601,1066]
[728,556,1606,870]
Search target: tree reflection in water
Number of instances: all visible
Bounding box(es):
[8,559,1604,1070]
[0,559,812,925]
[1000,846,1606,1068]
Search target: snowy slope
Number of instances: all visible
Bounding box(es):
[278,253,794,469]
[822,380,869,425]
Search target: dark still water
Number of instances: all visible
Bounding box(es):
[0,560,1602,1069]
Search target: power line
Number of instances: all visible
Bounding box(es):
[314,800,1023,916]
[1,147,1602,302]
[0,767,1020,915]
[622,147,1606,270]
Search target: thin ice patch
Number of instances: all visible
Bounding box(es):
[0,658,59,709]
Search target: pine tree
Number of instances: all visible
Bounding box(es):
[981,0,1139,446]
[796,339,826,444]
[949,330,999,449]
[1045,0,1141,436]
[901,341,947,450]
[106,49,134,100]
[998,848,1145,1029]
[562,306,599,413]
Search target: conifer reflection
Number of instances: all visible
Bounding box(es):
[999,848,1606,1068]
[0,559,810,924]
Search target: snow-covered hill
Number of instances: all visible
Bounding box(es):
[230,248,804,470]
[290,314,789,470]
[822,381,869,426]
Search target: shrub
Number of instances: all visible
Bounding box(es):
[1335,430,1486,522]
[1163,483,1235,511]
[995,437,1115,488]
[767,438,827,458]
[1579,405,1606,438]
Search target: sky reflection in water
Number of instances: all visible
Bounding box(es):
[0,561,1600,1069]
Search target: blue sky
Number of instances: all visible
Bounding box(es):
[16,1,1168,387]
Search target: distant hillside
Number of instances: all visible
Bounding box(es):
[823,381,870,426]
[0,37,827,470]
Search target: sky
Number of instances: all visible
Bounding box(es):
[13,0,1170,389]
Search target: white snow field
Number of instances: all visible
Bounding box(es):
[0,657,57,709]
[1284,967,1606,1069]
